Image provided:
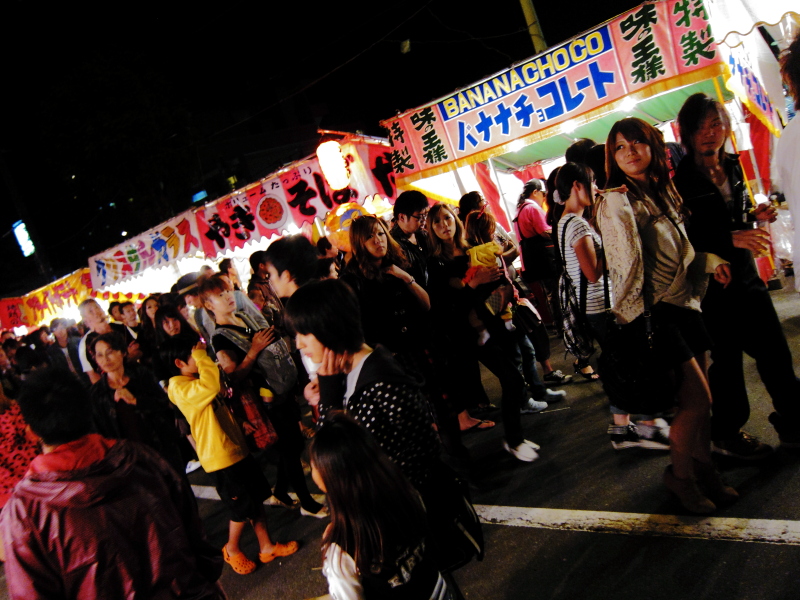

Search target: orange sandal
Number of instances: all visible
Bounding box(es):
[222,545,257,575]
[259,541,300,563]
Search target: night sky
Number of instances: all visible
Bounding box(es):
[0,0,639,298]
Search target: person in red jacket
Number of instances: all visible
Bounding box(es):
[0,368,226,600]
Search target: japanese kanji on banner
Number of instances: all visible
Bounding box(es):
[197,142,397,256]
[0,269,151,330]
[0,299,27,329]
[380,0,724,184]
[88,209,203,289]
[83,139,397,290]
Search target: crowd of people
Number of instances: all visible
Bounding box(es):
[1,37,799,599]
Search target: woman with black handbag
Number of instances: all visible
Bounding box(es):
[595,118,736,514]
[555,162,670,451]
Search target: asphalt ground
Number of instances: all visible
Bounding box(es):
[2,278,800,599]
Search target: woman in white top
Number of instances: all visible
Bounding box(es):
[555,162,669,451]
[310,413,455,600]
[595,117,735,514]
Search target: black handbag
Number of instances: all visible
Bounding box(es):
[557,216,596,362]
[595,259,675,415]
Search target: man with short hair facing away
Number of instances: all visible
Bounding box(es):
[0,368,226,599]
[77,299,138,384]
[262,234,322,300]
[390,190,431,286]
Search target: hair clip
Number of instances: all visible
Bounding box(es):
[553,190,565,205]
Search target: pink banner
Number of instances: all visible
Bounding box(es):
[89,209,203,289]
[86,140,398,288]
[381,0,723,182]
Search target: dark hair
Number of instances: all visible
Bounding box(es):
[249,250,269,273]
[315,257,337,280]
[264,235,320,287]
[155,305,199,347]
[310,413,426,576]
[565,138,596,164]
[89,331,128,357]
[349,215,408,280]
[159,337,196,378]
[393,190,429,219]
[676,93,731,160]
[284,280,364,354]
[464,208,496,245]
[17,368,92,445]
[781,35,800,111]
[604,117,684,215]
[316,237,334,256]
[518,179,545,207]
[555,162,594,204]
[15,346,46,374]
[458,191,483,222]
[218,258,234,275]
[427,202,469,259]
[586,144,607,188]
[545,166,563,227]
[108,301,122,318]
[139,295,161,326]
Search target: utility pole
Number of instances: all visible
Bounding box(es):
[518,0,548,54]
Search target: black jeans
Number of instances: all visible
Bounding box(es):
[704,280,800,440]
[266,400,317,510]
[476,329,526,447]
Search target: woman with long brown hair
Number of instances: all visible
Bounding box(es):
[427,203,541,461]
[311,413,455,599]
[596,117,734,513]
[341,215,430,358]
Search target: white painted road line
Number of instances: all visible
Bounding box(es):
[476,505,800,545]
[193,485,800,545]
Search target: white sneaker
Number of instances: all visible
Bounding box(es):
[503,440,539,462]
[543,389,566,402]
[300,505,329,519]
[522,439,541,451]
[185,460,202,474]
[520,399,549,414]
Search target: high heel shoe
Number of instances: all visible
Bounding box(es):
[574,360,600,381]
[663,465,716,514]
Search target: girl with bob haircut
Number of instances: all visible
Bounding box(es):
[596,117,735,513]
[285,278,440,490]
[310,412,455,600]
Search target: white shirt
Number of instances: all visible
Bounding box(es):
[775,117,800,293]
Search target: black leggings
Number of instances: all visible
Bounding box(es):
[266,400,318,510]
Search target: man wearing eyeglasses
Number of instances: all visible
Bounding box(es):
[390,190,431,286]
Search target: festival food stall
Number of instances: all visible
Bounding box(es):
[0,135,397,331]
[380,0,796,232]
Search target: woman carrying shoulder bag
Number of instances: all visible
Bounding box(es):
[595,117,735,514]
